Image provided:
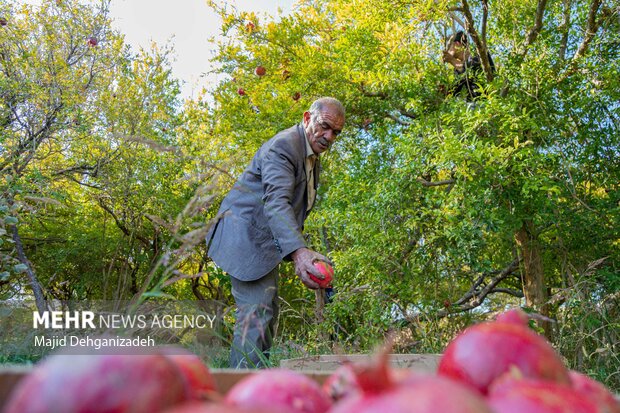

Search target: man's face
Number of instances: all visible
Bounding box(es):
[303,105,345,154]
[447,40,468,63]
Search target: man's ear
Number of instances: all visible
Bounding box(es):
[303,111,311,126]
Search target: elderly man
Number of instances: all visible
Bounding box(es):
[207,97,346,368]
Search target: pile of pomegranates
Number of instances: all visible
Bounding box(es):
[4,308,618,413]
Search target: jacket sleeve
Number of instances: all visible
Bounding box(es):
[260,138,306,259]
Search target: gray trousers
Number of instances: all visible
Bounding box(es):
[229,266,279,368]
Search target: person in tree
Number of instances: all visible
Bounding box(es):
[206,97,346,368]
[442,30,495,101]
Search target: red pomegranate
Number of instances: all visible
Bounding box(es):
[159,347,218,400]
[495,308,529,326]
[4,352,188,413]
[324,340,490,413]
[569,371,620,413]
[437,315,570,394]
[488,377,603,413]
[323,363,359,402]
[162,402,295,413]
[310,261,333,288]
[330,375,494,413]
[224,368,332,413]
[254,66,266,76]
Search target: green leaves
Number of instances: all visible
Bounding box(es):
[3,216,17,225]
[12,263,28,274]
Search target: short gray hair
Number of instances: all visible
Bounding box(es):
[309,97,345,118]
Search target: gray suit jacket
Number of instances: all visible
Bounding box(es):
[207,123,319,281]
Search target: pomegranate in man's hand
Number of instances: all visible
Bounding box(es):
[310,261,333,288]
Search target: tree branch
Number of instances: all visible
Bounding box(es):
[10,224,48,314]
[417,177,456,187]
[572,0,602,61]
[558,0,572,61]
[403,259,521,325]
[55,163,99,176]
[448,11,466,30]
[357,83,418,124]
[461,0,494,82]
[61,174,103,189]
[359,84,389,100]
[447,259,521,312]
[491,288,524,297]
[521,0,549,57]
[97,198,151,248]
[481,0,489,44]
[386,112,413,126]
[398,108,417,120]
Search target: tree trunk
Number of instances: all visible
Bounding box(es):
[515,219,552,339]
[11,224,48,314]
[315,289,326,324]
[315,289,329,343]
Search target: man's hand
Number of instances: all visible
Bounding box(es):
[443,50,464,71]
[291,247,331,290]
